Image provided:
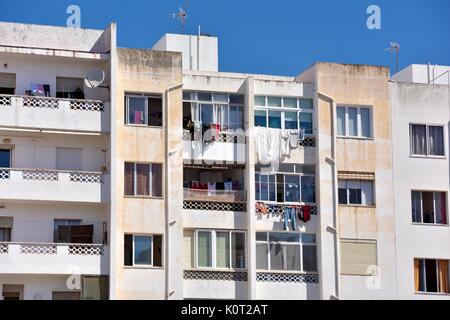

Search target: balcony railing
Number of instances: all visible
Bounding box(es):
[0,94,109,132]
[184,188,245,203]
[0,168,109,203]
[0,242,108,275]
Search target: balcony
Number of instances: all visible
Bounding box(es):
[184,188,245,203]
[0,168,109,203]
[0,242,108,275]
[0,95,109,133]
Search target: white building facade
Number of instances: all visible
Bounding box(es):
[0,22,449,300]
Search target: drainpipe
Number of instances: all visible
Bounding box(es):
[164,82,183,300]
[316,91,340,300]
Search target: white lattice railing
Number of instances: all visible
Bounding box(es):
[70,172,104,184]
[256,272,319,284]
[1,168,105,184]
[68,244,104,256]
[0,243,8,254]
[22,169,58,181]
[0,94,105,112]
[20,243,57,255]
[0,168,10,179]
[184,270,248,282]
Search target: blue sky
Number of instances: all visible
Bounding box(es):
[1,0,449,76]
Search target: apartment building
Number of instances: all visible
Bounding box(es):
[0,21,448,300]
[391,65,450,299]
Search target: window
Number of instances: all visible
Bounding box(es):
[0,149,11,168]
[125,94,163,127]
[340,239,378,275]
[254,96,313,133]
[336,106,372,138]
[82,276,108,300]
[184,230,246,270]
[124,234,162,267]
[0,73,15,95]
[414,259,450,294]
[338,180,374,206]
[256,232,317,272]
[56,77,84,99]
[124,162,163,197]
[410,124,445,156]
[411,191,447,224]
[255,165,316,203]
[53,219,82,243]
[183,91,244,132]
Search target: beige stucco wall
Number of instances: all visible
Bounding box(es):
[307,62,396,299]
[112,48,183,299]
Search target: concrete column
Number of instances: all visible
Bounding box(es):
[245,76,256,299]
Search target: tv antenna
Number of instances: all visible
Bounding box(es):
[385,41,400,73]
[170,0,188,33]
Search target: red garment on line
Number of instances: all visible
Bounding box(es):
[302,205,311,223]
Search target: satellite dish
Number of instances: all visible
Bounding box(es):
[84,69,106,89]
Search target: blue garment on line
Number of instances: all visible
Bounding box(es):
[284,207,297,230]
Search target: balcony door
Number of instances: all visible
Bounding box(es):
[0,73,15,95]
[56,147,82,171]
[0,149,11,168]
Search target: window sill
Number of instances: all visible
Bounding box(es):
[411,223,449,227]
[123,266,164,270]
[338,204,376,209]
[409,155,446,160]
[414,292,450,297]
[124,124,164,129]
[340,273,378,277]
[336,136,374,141]
[124,195,164,200]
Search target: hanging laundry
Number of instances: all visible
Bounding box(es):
[207,182,216,195]
[289,129,300,148]
[299,128,306,142]
[280,129,290,156]
[284,207,298,230]
[256,202,268,214]
[301,205,311,223]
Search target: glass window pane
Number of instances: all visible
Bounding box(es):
[348,107,357,136]
[256,232,267,241]
[285,112,299,129]
[260,174,269,201]
[200,104,214,125]
[151,164,162,197]
[422,192,435,223]
[197,231,212,267]
[231,233,246,269]
[425,259,438,292]
[254,96,266,106]
[197,92,212,101]
[0,149,10,168]
[127,97,146,125]
[428,126,444,156]
[285,245,301,271]
[300,113,313,134]
[124,234,133,266]
[411,191,422,223]
[285,175,300,203]
[216,232,230,268]
[183,91,195,101]
[410,125,427,155]
[268,111,282,129]
[269,243,284,270]
[229,106,243,130]
[268,97,282,107]
[183,230,195,269]
[148,97,162,127]
[254,110,267,127]
[134,236,152,265]
[301,176,316,203]
[299,98,313,109]
[255,173,261,201]
[435,192,447,225]
[256,243,268,269]
[230,94,244,104]
[302,246,318,272]
[124,163,135,196]
[136,164,150,196]
[337,107,346,136]
[269,232,300,243]
[269,175,276,202]
[284,98,297,108]
[360,108,371,138]
[361,181,374,205]
[213,93,228,103]
[301,234,316,244]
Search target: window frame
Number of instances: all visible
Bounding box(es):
[409,123,446,158]
[254,96,314,134]
[255,165,316,204]
[191,229,247,271]
[336,105,373,139]
[124,233,163,268]
[414,258,450,294]
[124,162,163,198]
[255,231,318,273]
[124,93,164,128]
[411,190,448,225]
[338,179,375,207]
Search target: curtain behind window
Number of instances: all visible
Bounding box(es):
[410,125,427,155]
[411,191,422,223]
[151,164,163,197]
[136,164,150,196]
[216,232,230,268]
[124,163,134,196]
[438,260,450,293]
[428,126,444,156]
